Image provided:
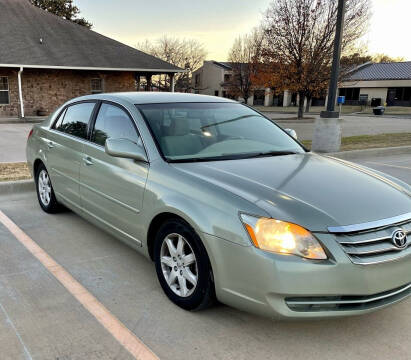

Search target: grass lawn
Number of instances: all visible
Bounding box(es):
[302,133,411,151]
[0,162,31,182]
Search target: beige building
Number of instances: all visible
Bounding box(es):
[193,60,411,108]
[192,61,267,106]
[192,61,321,107]
[339,62,411,107]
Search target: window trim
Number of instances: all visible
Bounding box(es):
[51,100,97,140]
[0,76,10,105]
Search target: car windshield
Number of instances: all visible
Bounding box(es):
[137,102,305,162]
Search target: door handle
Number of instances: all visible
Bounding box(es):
[47,141,54,149]
[83,156,94,166]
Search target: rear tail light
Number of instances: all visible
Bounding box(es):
[28,129,33,139]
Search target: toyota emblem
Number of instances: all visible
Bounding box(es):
[392,229,408,248]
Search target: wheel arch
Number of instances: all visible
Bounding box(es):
[147,212,199,261]
[33,158,45,178]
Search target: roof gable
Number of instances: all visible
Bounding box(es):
[0,0,181,72]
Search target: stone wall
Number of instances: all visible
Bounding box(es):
[0,68,136,117]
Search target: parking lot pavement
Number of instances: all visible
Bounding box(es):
[0,153,411,360]
[273,114,411,140]
[0,123,33,163]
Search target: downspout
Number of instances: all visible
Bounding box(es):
[170,73,175,92]
[18,66,24,118]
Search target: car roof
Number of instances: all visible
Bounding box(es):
[73,92,238,105]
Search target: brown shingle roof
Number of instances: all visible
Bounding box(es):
[0,0,181,72]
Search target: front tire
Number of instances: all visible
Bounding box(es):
[35,163,61,213]
[154,218,215,311]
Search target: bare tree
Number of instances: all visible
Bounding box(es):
[225,29,264,103]
[372,53,405,63]
[259,0,370,118]
[137,36,207,92]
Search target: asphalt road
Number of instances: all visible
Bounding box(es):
[0,152,411,360]
[271,113,411,141]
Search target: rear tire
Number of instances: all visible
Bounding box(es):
[154,218,215,311]
[35,163,61,213]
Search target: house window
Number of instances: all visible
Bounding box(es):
[91,78,103,94]
[214,90,219,96]
[224,74,231,82]
[0,77,9,104]
[339,88,359,101]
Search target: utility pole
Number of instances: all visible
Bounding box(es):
[312,0,346,152]
[321,0,346,118]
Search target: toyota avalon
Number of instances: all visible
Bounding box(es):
[26,93,411,318]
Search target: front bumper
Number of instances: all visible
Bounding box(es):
[202,232,411,319]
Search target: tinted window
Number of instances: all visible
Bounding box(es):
[55,102,95,139]
[92,103,139,146]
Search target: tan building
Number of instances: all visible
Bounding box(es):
[340,62,411,107]
[192,61,322,108]
[192,61,267,106]
[0,0,181,118]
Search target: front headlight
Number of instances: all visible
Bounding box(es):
[240,214,327,260]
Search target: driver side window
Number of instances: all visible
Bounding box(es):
[92,103,140,146]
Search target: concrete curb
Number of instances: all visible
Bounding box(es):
[0,179,35,195]
[327,145,411,160]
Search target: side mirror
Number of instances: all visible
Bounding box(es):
[105,138,148,162]
[285,128,298,139]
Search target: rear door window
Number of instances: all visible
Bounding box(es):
[55,102,95,139]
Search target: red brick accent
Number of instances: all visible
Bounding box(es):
[0,68,136,117]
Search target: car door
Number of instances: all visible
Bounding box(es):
[47,101,96,209]
[80,102,149,246]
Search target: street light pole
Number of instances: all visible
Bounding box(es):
[312,0,346,152]
[321,0,346,118]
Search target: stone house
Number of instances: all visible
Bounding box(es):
[0,0,182,118]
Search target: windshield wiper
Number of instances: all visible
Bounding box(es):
[167,151,298,163]
[243,150,298,159]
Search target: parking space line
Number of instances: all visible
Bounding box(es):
[0,210,159,360]
[365,161,411,170]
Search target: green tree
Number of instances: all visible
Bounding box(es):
[30,0,92,28]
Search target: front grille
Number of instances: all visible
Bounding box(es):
[286,282,411,312]
[335,221,411,265]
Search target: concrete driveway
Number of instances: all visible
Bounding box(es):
[0,152,411,359]
[0,123,33,162]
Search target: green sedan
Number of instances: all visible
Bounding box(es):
[26,92,411,318]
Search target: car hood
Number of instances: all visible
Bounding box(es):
[172,153,411,232]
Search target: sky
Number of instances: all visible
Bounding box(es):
[75,0,411,61]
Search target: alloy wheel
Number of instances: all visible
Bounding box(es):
[160,233,198,297]
[38,169,52,206]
